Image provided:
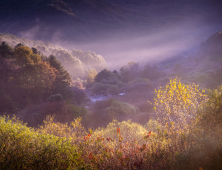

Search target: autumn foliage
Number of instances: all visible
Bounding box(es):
[0,42,72,114]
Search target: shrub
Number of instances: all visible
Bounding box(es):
[37,115,86,139]
[105,101,139,118]
[93,119,147,142]
[0,115,85,169]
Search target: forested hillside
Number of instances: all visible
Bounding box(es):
[0,34,107,79]
[0,41,90,127]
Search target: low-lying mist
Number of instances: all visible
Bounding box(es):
[55,20,222,70]
[2,0,220,70]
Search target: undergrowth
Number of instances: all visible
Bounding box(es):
[1,78,222,169]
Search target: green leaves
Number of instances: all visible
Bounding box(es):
[0,116,82,169]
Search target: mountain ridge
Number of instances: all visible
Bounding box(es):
[1,0,222,42]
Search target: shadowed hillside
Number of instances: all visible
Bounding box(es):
[0,0,222,42]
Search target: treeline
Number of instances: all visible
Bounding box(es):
[87,61,164,96]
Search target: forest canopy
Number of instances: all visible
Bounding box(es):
[0,42,72,114]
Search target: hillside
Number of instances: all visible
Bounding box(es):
[0,0,221,42]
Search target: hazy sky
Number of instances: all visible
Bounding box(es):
[57,21,222,69]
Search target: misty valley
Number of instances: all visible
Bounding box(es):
[1,31,222,169]
[1,0,222,169]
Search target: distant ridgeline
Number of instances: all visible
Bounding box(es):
[197,31,222,59]
[0,33,107,79]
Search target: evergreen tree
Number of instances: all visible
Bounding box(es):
[49,55,71,88]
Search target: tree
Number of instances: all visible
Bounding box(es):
[153,78,206,131]
[0,42,13,58]
[33,62,56,92]
[49,55,71,88]
[14,46,34,66]
[0,42,15,86]
[94,69,112,83]
[120,62,140,82]
[86,68,97,85]
[31,47,41,55]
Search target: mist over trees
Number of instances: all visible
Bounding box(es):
[0,0,222,167]
[0,41,90,127]
[0,34,107,79]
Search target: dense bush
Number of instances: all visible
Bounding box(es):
[93,119,147,142]
[0,116,86,170]
[105,101,139,118]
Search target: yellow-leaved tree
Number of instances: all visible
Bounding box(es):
[86,68,97,85]
[153,78,206,132]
